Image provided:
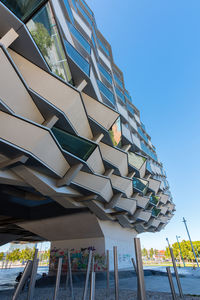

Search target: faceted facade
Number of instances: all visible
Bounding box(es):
[0,0,175,269]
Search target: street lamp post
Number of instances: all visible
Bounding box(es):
[183,217,199,268]
[166,238,170,248]
[176,236,185,267]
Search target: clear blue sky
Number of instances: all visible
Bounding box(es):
[86,0,200,250]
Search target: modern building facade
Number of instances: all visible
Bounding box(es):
[0,0,175,270]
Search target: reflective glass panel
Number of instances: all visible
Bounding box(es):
[97,80,115,105]
[68,22,91,54]
[127,103,135,115]
[138,127,148,143]
[98,63,112,84]
[27,3,73,83]
[97,38,110,57]
[63,0,74,23]
[64,39,90,75]
[109,117,122,147]
[125,91,132,102]
[71,0,77,12]
[1,0,46,22]
[128,152,146,170]
[114,73,123,89]
[91,34,96,49]
[132,177,148,194]
[141,142,158,162]
[77,3,93,26]
[115,87,125,103]
[141,122,146,131]
[149,195,159,206]
[152,207,161,217]
[52,127,96,161]
[146,161,153,174]
[80,0,94,17]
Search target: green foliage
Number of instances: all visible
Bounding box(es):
[166,240,200,262]
[0,252,4,261]
[154,249,159,256]
[40,250,50,261]
[165,247,170,259]
[142,248,148,257]
[149,248,154,259]
[3,247,51,264]
[6,249,20,262]
[20,247,35,262]
[31,23,52,58]
[55,69,65,80]
[143,241,200,262]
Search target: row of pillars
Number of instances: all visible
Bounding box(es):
[11,237,185,300]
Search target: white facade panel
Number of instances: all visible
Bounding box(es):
[72,9,92,38]
[98,49,112,70]
[52,0,74,45]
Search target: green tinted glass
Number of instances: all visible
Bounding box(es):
[52,127,96,161]
[128,152,146,170]
[1,0,46,22]
[133,177,148,194]
[149,195,159,206]
[152,207,161,217]
[27,2,73,83]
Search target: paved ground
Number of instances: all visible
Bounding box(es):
[0,287,200,300]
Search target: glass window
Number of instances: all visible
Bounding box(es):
[114,73,123,89]
[152,207,161,217]
[1,0,46,22]
[26,2,73,83]
[132,177,148,194]
[52,127,96,161]
[149,195,159,206]
[128,152,146,170]
[80,0,94,17]
[125,91,132,102]
[138,127,148,143]
[141,122,146,131]
[146,161,153,174]
[97,38,110,57]
[127,103,135,115]
[64,39,90,75]
[91,34,96,49]
[141,142,158,162]
[68,22,91,54]
[97,80,115,105]
[115,87,125,103]
[71,0,77,12]
[98,63,112,84]
[77,3,93,26]
[109,117,122,147]
[63,0,74,23]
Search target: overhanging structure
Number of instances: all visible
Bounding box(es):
[0,0,175,270]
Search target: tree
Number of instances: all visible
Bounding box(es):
[6,249,20,262]
[20,247,34,262]
[31,23,52,58]
[165,247,170,259]
[149,248,154,259]
[0,252,4,261]
[142,248,148,258]
[154,249,159,256]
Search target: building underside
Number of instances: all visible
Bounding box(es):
[0,0,175,269]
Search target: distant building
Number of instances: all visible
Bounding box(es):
[154,250,166,261]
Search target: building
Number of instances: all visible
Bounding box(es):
[0,0,175,270]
